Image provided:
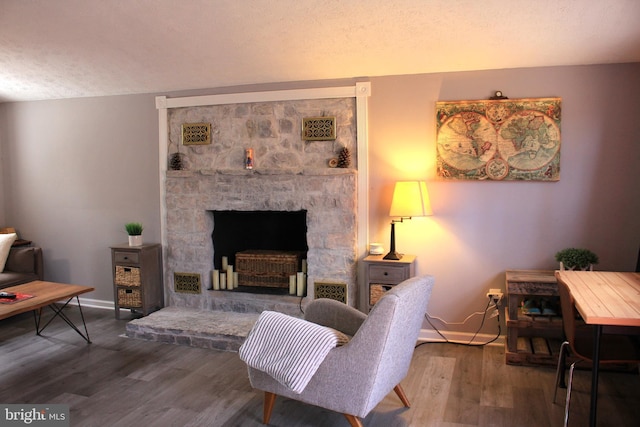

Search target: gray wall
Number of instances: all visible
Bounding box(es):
[0,107,6,226]
[1,64,639,336]
[0,95,161,302]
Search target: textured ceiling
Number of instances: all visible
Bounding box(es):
[1,0,639,102]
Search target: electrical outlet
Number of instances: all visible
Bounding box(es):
[486,288,503,304]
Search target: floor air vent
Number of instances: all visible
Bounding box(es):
[174,272,201,294]
[314,282,347,304]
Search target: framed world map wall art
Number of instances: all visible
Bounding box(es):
[436,97,561,181]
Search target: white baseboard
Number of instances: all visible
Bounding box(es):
[71,301,505,348]
[78,297,114,310]
[419,328,504,347]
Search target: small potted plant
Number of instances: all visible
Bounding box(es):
[555,247,599,271]
[125,222,144,246]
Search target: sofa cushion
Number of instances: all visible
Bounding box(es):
[0,233,18,272]
[5,247,36,274]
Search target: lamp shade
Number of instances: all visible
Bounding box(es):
[389,181,432,217]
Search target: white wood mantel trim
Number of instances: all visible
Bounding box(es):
[155,84,369,109]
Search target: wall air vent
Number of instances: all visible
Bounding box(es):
[182,123,211,145]
[302,117,336,141]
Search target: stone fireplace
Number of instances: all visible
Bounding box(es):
[157,84,371,311]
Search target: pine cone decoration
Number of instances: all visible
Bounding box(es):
[337,147,351,168]
[169,153,184,170]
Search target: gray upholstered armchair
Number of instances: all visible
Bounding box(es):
[246,275,435,427]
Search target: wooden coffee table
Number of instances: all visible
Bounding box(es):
[0,280,95,343]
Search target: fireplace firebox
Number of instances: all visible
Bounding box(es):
[211,210,308,292]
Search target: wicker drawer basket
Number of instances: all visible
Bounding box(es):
[117,287,142,308]
[370,284,394,306]
[115,266,141,287]
[236,250,302,288]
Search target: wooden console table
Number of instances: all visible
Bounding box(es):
[505,270,563,366]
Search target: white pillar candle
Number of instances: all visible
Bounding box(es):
[212,270,220,290]
[220,273,226,290]
[227,265,234,289]
[301,259,307,273]
[233,272,239,288]
[221,256,228,270]
[289,275,296,295]
[296,272,306,297]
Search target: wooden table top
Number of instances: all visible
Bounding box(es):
[0,280,94,320]
[555,271,640,327]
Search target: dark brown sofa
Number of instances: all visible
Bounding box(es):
[0,246,44,289]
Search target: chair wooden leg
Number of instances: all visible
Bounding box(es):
[263,392,277,425]
[394,384,411,407]
[344,414,364,427]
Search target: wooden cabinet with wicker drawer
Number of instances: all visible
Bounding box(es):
[111,243,163,319]
[362,254,416,311]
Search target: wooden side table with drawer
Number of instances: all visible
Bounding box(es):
[111,243,164,319]
[363,254,416,312]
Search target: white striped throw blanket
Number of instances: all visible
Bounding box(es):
[239,310,349,393]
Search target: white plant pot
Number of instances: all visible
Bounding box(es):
[128,235,143,247]
[559,262,593,271]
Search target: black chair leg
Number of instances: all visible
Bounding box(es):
[554,341,569,403]
[559,341,568,388]
[564,361,579,427]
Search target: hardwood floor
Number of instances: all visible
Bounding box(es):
[1,307,638,426]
